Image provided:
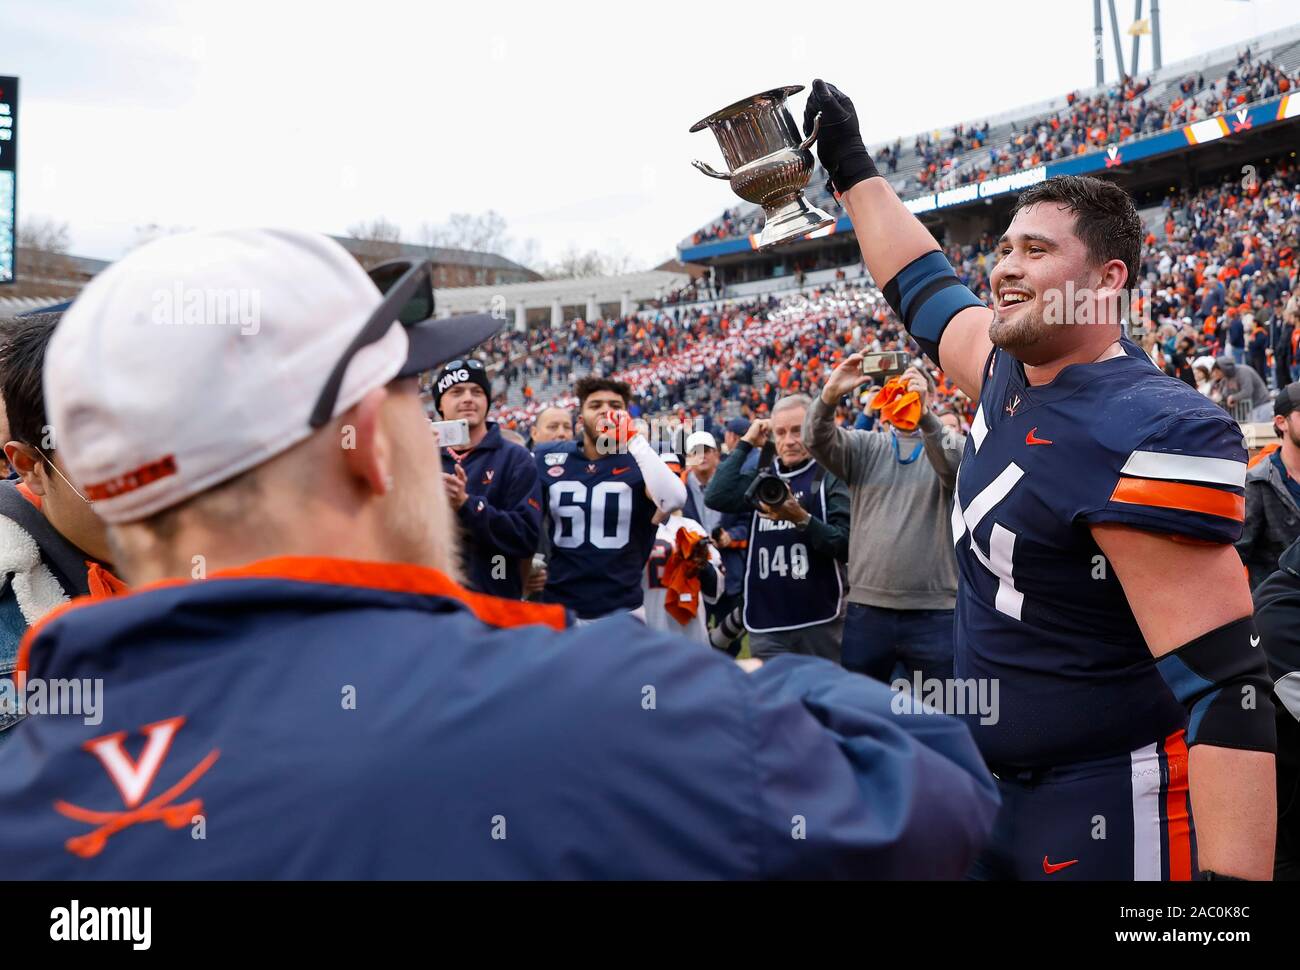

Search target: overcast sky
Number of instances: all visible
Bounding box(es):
[5,0,1298,269]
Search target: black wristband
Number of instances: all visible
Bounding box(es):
[1200,870,1247,881]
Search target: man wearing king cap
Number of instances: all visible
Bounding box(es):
[433,357,541,599]
[0,228,999,878]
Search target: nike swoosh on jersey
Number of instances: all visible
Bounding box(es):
[612,467,632,475]
[1042,856,1079,874]
[1025,428,1053,446]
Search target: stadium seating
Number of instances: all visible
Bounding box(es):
[485,156,1298,438]
[683,31,1300,248]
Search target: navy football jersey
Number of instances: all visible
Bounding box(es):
[952,338,1247,768]
[535,441,659,619]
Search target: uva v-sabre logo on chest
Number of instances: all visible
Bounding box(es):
[55,715,219,858]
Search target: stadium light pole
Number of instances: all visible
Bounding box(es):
[1107,0,1127,80]
[1094,0,1106,85]
[1150,0,1162,70]
[1130,0,1143,76]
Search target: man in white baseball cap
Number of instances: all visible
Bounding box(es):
[682,429,748,653]
[0,228,999,879]
[43,229,501,579]
[682,430,720,522]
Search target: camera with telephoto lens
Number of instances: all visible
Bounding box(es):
[744,440,791,510]
[745,470,790,510]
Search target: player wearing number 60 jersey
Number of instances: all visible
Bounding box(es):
[535,377,687,620]
[807,78,1276,881]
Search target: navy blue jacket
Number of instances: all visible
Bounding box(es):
[0,557,998,878]
[1228,317,1245,350]
[441,422,541,598]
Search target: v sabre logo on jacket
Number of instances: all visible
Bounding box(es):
[0,556,998,878]
[53,715,220,859]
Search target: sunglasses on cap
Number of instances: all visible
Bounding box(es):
[443,359,485,372]
[308,259,437,430]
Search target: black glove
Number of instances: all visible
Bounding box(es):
[803,79,879,196]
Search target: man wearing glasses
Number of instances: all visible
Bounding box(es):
[0,311,125,746]
[434,357,541,599]
[0,228,998,878]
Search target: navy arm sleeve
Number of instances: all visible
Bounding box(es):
[746,655,1000,878]
[704,442,759,515]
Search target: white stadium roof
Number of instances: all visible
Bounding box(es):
[434,269,689,317]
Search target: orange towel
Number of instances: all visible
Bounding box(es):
[870,377,923,431]
[660,527,708,626]
[1248,441,1281,469]
[85,562,129,599]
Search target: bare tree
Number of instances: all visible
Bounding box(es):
[421,210,510,256]
[15,216,75,285]
[542,246,605,279]
[510,236,541,270]
[540,244,643,280]
[19,215,70,254]
[344,217,405,269]
[600,242,640,277]
[411,211,552,289]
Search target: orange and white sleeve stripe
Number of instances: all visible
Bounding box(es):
[1108,450,1246,522]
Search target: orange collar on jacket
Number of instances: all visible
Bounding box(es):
[16,555,565,680]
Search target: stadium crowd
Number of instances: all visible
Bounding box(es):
[933,48,1297,192]
[0,65,1297,879]
[0,230,1003,879]
[688,46,1300,243]
[489,157,1299,440]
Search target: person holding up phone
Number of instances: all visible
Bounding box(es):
[436,358,542,599]
[805,354,963,683]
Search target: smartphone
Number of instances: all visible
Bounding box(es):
[860,351,908,378]
[430,418,470,448]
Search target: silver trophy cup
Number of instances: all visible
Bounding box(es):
[690,85,834,250]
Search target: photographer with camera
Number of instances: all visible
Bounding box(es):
[704,394,849,661]
[805,355,962,683]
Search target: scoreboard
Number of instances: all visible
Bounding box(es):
[0,76,15,285]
